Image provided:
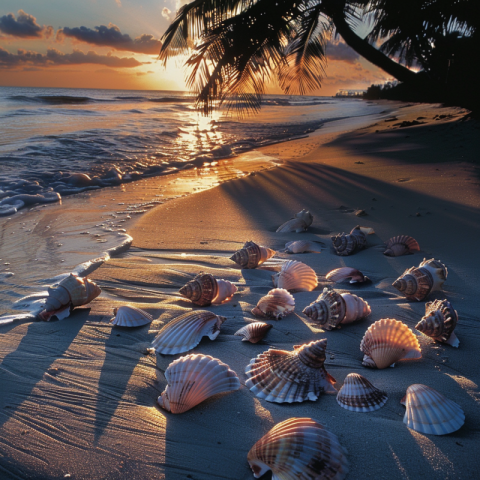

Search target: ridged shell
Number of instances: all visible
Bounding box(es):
[272,260,318,292]
[416,299,459,347]
[157,354,240,414]
[110,305,153,327]
[401,384,465,435]
[179,274,237,306]
[247,417,349,480]
[336,373,388,412]
[230,241,276,269]
[294,209,313,227]
[331,226,367,256]
[245,339,336,403]
[234,322,272,343]
[360,318,422,369]
[251,288,295,320]
[384,235,420,256]
[276,218,308,233]
[326,267,367,283]
[284,240,322,254]
[392,258,447,301]
[214,279,237,304]
[152,311,226,355]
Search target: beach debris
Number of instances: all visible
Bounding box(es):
[230,240,276,269]
[415,299,459,347]
[247,417,349,480]
[276,209,313,233]
[401,384,465,435]
[157,354,240,414]
[179,273,237,306]
[272,260,318,292]
[303,287,371,330]
[234,322,272,343]
[151,311,226,355]
[110,305,153,327]
[326,267,368,284]
[336,373,388,412]
[245,339,336,403]
[38,274,101,321]
[360,318,422,369]
[384,235,420,256]
[331,225,368,256]
[283,240,322,254]
[392,258,447,301]
[355,209,367,216]
[251,288,295,320]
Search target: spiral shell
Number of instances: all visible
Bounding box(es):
[283,240,322,254]
[245,339,336,403]
[110,305,153,327]
[401,384,465,435]
[151,311,226,355]
[234,322,272,343]
[157,354,240,414]
[326,267,367,283]
[179,273,236,306]
[247,417,349,480]
[272,260,318,292]
[276,218,308,233]
[415,299,459,347]
[331,226,367,256]
[336,373,388,412]
[230,241,276,269]
[384,235,420,256]
[214,279,238,304]
[251,288,295,320]
[360,318,422,369]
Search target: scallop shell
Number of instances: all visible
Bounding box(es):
[401,384,465,435]
[245,339,336,403]
[336,373,388,412]
[272,260,318,292]
[392,258,447,301]
[416,299,459,347]
[110,305,153,327]
[157,354,240,414]
[326,267,367,283]
[360,318,422,369]
[151,311,226,355]
[331,226,367,256]
[247,417,349,480]
[384,235,420,256]
[230,241,276,269]
[294,209,313,227]
[179,273,236,306]
[276,217,308,233]
[251,288,295,320]
[234,322,272,343]
[283,240,322,254]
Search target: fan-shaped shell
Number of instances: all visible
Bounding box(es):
[272,260,318,292]
[401,384,465,435]
[235,322,272,343]
[152,311,226,355]
[230,241,276,269]
[384,235,420,256]
[245,339,336,403]
[326,267,367,283]
[331,226,367,256]
[157,354,240,414]
[294,209,313,227]
[251,288,295,320]
[283,240,322,254]
[110,305,153,327]
[360,318,422,369]
[276,218,308,233]
[416,299,459,347]
[336,373,388,412]
[247,417,349,480]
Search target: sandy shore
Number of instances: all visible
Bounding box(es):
[1,101,479,479]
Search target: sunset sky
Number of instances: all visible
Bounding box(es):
[0,0,391,95]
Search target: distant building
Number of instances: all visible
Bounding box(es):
[335,89,366,97]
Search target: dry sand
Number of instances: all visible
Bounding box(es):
[1,102,479,479]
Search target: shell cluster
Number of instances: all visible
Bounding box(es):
[337,373,388,412]
[251,288,295,320]
[276,209,313,233]
[272,260,318,292]
[384,235,420,256]
[331,225,367,256]
[416,299,459,347]
[234,322,272,343]
[179,273,237,306]
[110,305,153,327]
[230,241,276,269]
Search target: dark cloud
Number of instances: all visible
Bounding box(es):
[57,24,162,54]
[0,10,52,39]
[327,42,360,64]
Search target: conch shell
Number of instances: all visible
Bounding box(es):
[247,417,349,480]
[360,318,422,369]
[272,260,318,292]
[276,209,313,233]
[336,373,388,412]
[331,225,367,256]
[392,258,447,301]
[110,305,153,327]
[38,274,101,321]
[384,235,420,256]
[283,240,322,254]
[157,354,240,414]
[251,288,295,320]
[415,299,459,347]
[230,241,276,269]
[245,339,336,403]
[326,267,368,283]
[234,322,272,343]
[303,287,371,330]
[179,273,237,306]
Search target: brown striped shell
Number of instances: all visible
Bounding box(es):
[230,241,276,269]
[331,225,367,256]
[179,273,236,306]
[110,305,153,327]
[272,260,318,292]
[234,322,272,343]
[384,235,420,256]
[326,267,367,283]
[415,299,459,347]
[336,373,388,412]
[251,288,295,320]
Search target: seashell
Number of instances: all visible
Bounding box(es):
[276,217,308,233]
[245,339,336,403]
[247,417,349,480]
[336,373,388,412]
[152,311,226,355]
[230,241,276,269]
[294,209,313,226]
[251,288,295,320]
[303,287,370,330]
[179,273,236,306]
[331,225,367,256]
[283,240,322,254]
[326,267,368,283]
[360,318,422,369]
[157,354,240,414]
[110,305,153,327]
[38,274,101,321]
[234,322,272,343]
[416,299,459,347]
[272,260,318,292]
[384,235,420,256]
[213,279,237,304]
[392,258,447,301]
[401,384,465,435]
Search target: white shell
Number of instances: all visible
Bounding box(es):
[294,209,313,226]
[234,322,272,343]
[251,288,295,320]
[276,218,308,233]
[110,305,153,327]
[272,260,318,292]
[336,373,388,412]
[212,279,237,304]
[284,240,322,254]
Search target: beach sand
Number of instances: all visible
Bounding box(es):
[1,102,479,479]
